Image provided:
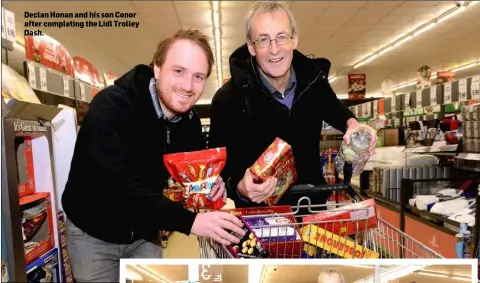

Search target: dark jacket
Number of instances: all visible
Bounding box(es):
[209,44,356,208]
[62,65,204,244]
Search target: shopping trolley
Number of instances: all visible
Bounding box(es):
[198,164,444,259]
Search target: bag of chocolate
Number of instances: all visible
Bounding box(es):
[164,147,227,210]
[249,137,297,206]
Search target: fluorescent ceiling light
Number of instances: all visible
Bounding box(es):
[329,76,338,83]
[341,3,473,73]
[451,276,473,281]
[416,271,449,278]
[211,1,223,88]
[366,60,480,96]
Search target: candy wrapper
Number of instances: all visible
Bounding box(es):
[249,137,297,206]
[227,217,270,259]
[163,177,184,202]
[164,148,227,210]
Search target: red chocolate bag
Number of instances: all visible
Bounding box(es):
[249,138,297,206]
[164,147,227,210]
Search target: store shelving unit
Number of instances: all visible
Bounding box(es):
[352,73,480,258]
[1,98,61,281]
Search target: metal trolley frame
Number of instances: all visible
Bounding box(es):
[198,181,444,259]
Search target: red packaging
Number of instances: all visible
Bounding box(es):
[164,148,227,210]
[17,137,36,198]
[249,138,297,206]
[24,35,75,77]
[302,198,378,236]
[73,56,103,88]
[20,192,55,264]
[163,177,184,202]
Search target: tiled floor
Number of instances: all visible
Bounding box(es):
[163,199,236,259]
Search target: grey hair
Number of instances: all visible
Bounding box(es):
[318,269,346,283]
[245,1,297,41]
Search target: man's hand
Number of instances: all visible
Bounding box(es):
[208,176,227,202]
[344,118,378,155]
[190,211,246,245]
[237,169,277,203]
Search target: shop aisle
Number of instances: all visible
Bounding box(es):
[163,198,236,259]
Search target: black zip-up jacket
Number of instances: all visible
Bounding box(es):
[209,44,356,208]
[62,65,204,244]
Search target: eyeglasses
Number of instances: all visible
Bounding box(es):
[253,34,293,48]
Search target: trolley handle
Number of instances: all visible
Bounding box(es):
[288,183,350,194]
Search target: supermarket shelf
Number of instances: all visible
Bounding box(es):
[24,61,75,100]
[23,60,101,104]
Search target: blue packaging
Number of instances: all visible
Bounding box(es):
[26,248,59,282]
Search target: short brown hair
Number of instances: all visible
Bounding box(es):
[150,28,214,77]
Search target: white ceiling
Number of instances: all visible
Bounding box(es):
[3,1,480,103]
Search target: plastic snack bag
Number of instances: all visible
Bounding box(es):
[164,147,227,210]
[249,137,297,206]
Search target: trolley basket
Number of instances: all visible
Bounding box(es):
[198,182,444,259]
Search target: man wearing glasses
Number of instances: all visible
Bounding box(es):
[209,1,377,208]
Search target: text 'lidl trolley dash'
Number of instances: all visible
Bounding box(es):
[24,11,140,35]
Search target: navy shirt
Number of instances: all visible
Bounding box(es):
[258,67,297,109]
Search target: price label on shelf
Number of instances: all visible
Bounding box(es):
[39,67,47,91]
[430,86,437,105]
[79,83,86,101]
[391,95,396,112]
[63,76,70,97]
[3,8,16,43]
[373,100,378,114]
[27,62,36,88]
[471,75,480,100]
[416,90,422,109]
[458,78,467,101]
[405,92,411,109]
[444,82,452,103]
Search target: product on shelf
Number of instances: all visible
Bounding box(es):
[226,217,270,259]
[26,248,59,282]
[1,64,41,104]
[20,193,55,264]
[461,104,480,152]
[163,147,227,210]
[1,258,8,282]
[57,211,74,282]
[24,34,75,77]
[335,127,372,176]
[249,137,297,206]
[16,137,36,198]
[73,56,104,89]
[322,148,337,185]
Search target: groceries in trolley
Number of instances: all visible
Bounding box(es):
[226,217,270,259]
[302,198,377,236]
[163,147,227,210]
[335,127,372,176]
[222,205,303,258]
[300,225,379,259]
[249,137,297,205]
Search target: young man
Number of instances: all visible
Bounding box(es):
[209,1,377,208]
[62,29,245,282]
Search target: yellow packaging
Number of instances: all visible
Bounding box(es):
[301,224,379,259]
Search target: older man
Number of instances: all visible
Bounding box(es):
[209,1,377,208]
